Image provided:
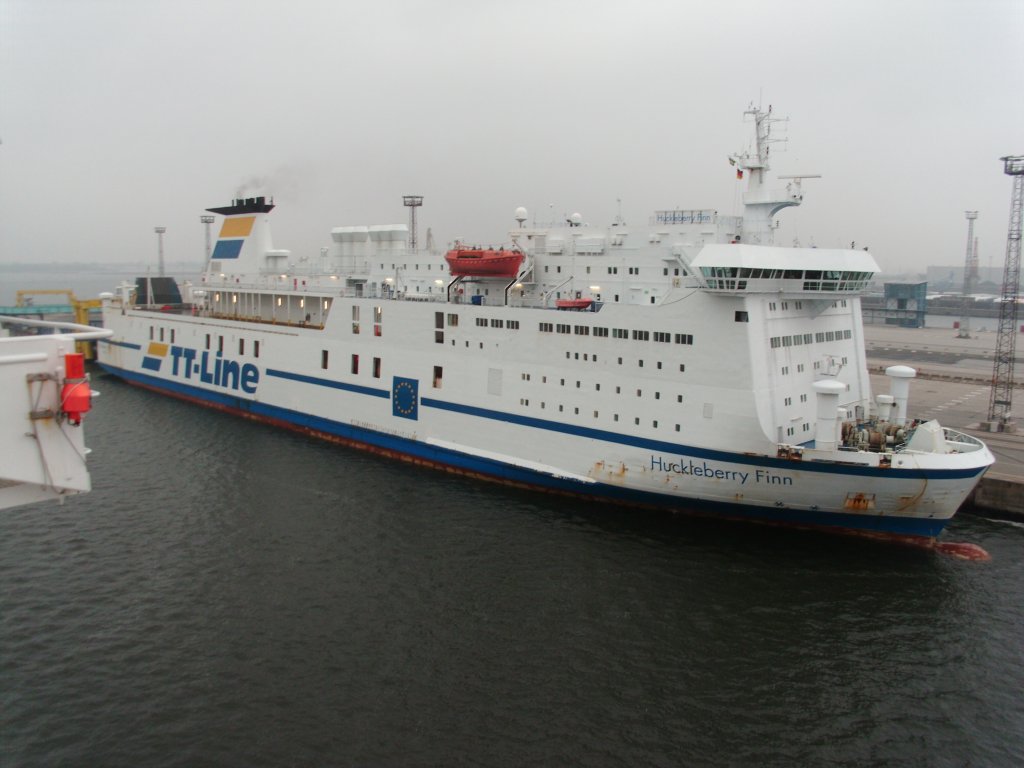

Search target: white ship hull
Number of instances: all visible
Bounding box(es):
[98,297,989,542]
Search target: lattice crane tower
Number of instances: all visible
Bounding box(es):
[958,211,978,339]
[987,156,1024,430]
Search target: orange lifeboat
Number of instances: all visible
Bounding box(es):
[445,247,524,278]
[555,298,593,310]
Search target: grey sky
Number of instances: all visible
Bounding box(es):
[1,0,1021,276]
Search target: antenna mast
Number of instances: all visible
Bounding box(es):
[958,211,979,339]
[986,156,1023,431]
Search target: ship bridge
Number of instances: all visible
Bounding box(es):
[691,244,878,296]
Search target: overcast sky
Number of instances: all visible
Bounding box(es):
[1,0,1021,276]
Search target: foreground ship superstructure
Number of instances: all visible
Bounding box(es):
[97,106,994,544]
[0,317,110,510]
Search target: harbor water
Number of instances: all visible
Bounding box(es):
[2,370,1023,767]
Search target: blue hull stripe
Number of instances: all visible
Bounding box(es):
[99,339,142,350]
[419,397,982,481]
[265,368,390,399]
[254,367,982,482]
[97,362,961,539]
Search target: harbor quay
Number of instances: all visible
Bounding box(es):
[864,323,1023,519]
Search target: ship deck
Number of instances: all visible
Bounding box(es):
[864,323,1023,518]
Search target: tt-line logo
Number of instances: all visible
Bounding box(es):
[144,343,259,394]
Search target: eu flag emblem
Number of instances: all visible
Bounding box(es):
[392,377,419,420]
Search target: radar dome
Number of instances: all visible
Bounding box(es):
[514,206,528,223]
[570,212,582,225]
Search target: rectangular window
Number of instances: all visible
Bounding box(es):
[631,330,649,341]
[205,333,211,350]
[435,312,444,329]
[574,325,589,335]
[674,334,693,345]
[433,366,443,388]
[170,329,176,343]
[239,338,245,355]
[351,354,359,374]
[447,313,459,327]
[735,311,749,322]
[218,335,224,354]
[159,327,165,342]
[321,350,329,370]
[254,340,260,358]
[373,357,381,378]
[352,305,360,334]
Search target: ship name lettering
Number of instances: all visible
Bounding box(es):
[650,455,749,485]
[169,346,259,394]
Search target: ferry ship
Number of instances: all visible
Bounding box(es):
[97,106,994,546]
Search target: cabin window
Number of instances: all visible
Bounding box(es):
[433,366,442,388]
[447,313,459,327]
[435,312,444,329]
[351,354,359,374]
[435,330,444,344]
[170,329,176,343]
[159,328,164,342]
[205,333,211,350]
[254,340,260,358]
[735,311,749,322]
[321,350,329,370]
[373,357,381,378]
[239,338,245,355]
[352,305,360,334]
[218,336,223,354]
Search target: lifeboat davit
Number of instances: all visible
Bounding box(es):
[445,247,524,278]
